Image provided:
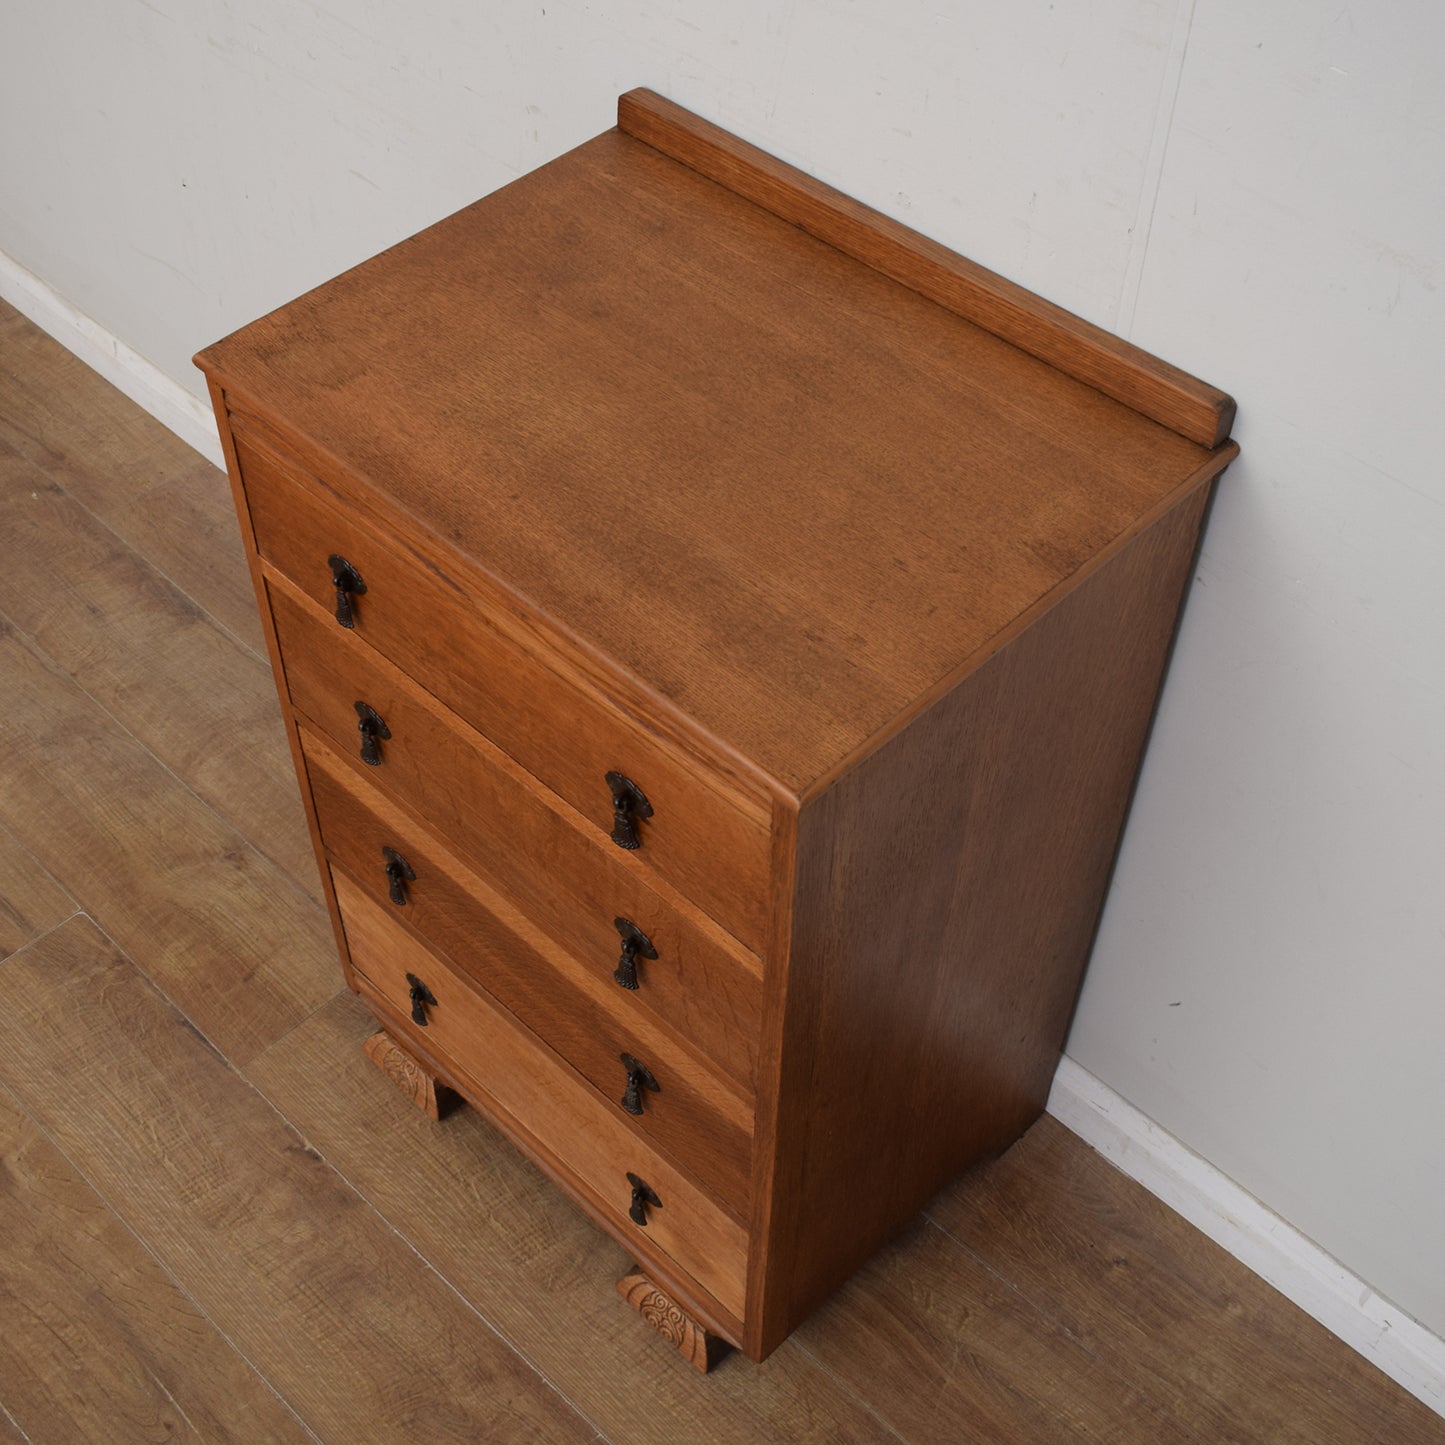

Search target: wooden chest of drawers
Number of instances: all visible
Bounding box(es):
[196,89,1237,1368]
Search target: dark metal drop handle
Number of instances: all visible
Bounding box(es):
[605,770,653,850]
[382,846,415,906]
[355,701,391,766]
[406,972,437,1028]
[612,917,658,991]
[626,1171,661,1227]
[620,1052,660,1116]
[328,554,366,628]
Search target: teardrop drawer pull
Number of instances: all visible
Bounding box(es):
[626,1171,661,1226]
[354,701,391,766]
[605,770,652,850]
[620,1053,660,1115]
[612,917,658,991]
[381,846,415,905]
[406,972,437,1027]
[328,554,367,628]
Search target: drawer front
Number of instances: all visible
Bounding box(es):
[304,731,753,1214]
[233,422,773,952]
[269,578,764,1092]
[335,871,749,1319]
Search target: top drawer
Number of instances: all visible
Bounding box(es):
[230,418,774,952]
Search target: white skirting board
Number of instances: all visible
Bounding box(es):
[3,245,1442,1421]
[0,249,224,470]
[1048,1056,1445,1417]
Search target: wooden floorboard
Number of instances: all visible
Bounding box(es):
[105,456,270,655]
[0,621,336,1067]
[0,302,203,511]
[0,441,316,894]
[0,822,75,961]
[247,990,899,1445]
[0,306,265,656]
[928,1115,1442,1444]
[0,1084,311,1443]
[2,297,1441,1443]
[0,917,597,1443]
[0,1404,31,1442]
[793,1214,1198,1445]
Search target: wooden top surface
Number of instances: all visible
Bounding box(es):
[198,103,1233,794]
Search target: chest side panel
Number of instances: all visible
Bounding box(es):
[750,478,1216,1356]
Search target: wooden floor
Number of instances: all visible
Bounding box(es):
[0,299,1439,1445]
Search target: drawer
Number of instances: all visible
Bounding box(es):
[303,724,760,1100]
[335,871,749,1320]
[303,730,754,1214]
[269,576,765,1094]
[232,420,773,952]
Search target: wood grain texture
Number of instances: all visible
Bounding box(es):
[794,1216,1198,1445]
[752,482,1214,1355]
[235,419,774,944]
[0,915,596,1443]
[334,826,754,1214]
[617,1270,730,1373]
[0,1085,309,1444]
[0,303,263,648]
[617,88,1236,449]
[0,621,337,1067]
[929,1114,1445,1445]
[336,872,750,1316]
[196,124,1228,793]
[104,453,269,657]
[196,98,1250,1371]
[0,445,316,897]
[6,271,1433,1441]
[247,990,897,1442]
[0,822,74,959]
[221,396,780,809]
[305,728,763,1093]
[364,1027,461,1120]
[0,300,200,508]
[268,577,761,1005]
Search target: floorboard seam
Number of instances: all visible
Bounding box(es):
[0,817,78,917]
[241,1058,612,1440]
[0,1068,324,1445]
[0,1399,33,1443]
[0,911,86,965]
[2,914,592,1440]
[59,457,273,669]
[780,1340,911,1444]
[105,964,614,1436]
[920,1209,1210,1443]
[0,601,326,920]
[244,1008,919,1441]
[241,986,353,1077]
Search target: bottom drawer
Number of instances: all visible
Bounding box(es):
[333,870,749,1320]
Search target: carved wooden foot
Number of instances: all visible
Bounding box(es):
[364,1029,460,1121]
[617,1269,729,1372]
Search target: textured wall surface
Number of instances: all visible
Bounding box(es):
[3,0,1441,1337]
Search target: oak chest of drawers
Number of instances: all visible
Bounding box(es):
[196,89,1238,1368]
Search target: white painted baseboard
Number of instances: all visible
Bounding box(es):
[4,246,1441,1423]
[0,249,224,470]
[1049,1055,1445,1417]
